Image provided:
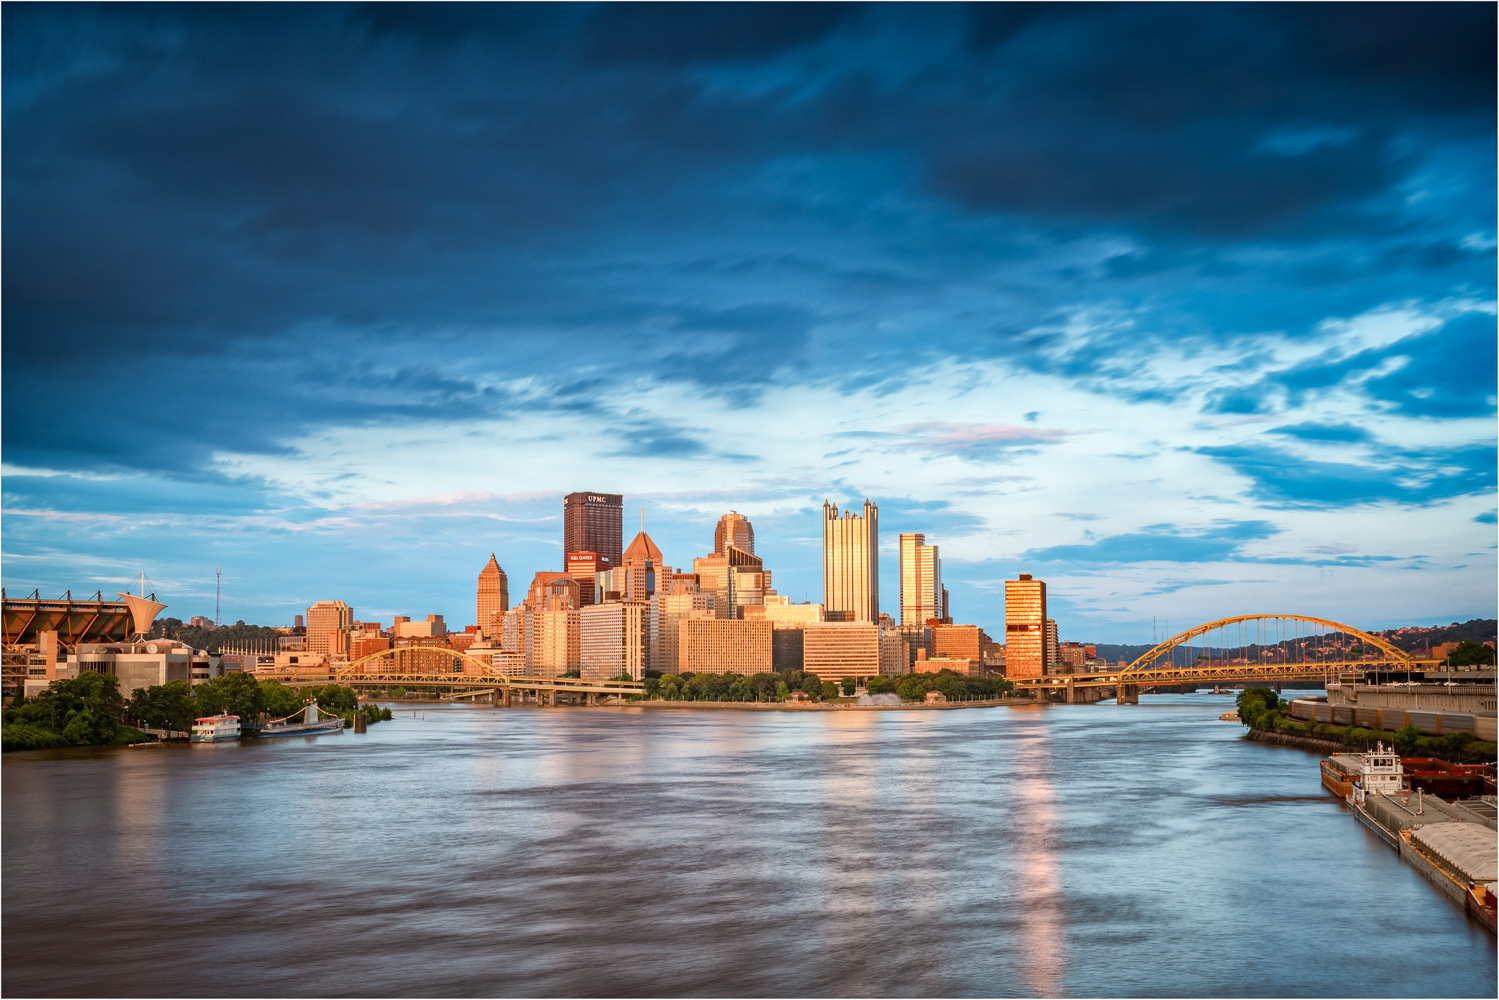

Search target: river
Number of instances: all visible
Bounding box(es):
[3,695,1494,997]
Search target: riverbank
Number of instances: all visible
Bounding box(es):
[1245,728,1352,754]
[1246,723,1497,764]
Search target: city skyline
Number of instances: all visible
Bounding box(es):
[2,5,1494,642]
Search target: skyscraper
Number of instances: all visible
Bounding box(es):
[563,491,623,569]
[713,511,755,555]
[822,499,879,623]
[476,554,509,636]
[899,532,942,626]
[692,545,767,620]
[1045,618,1060,673]
[621,530,663,602]
[306,600,352,659]
[1004,574,1047,679]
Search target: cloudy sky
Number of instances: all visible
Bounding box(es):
[3,3,1494,641]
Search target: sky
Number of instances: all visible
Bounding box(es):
[3,2,1495,642]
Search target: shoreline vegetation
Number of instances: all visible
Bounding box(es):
[2,672,392,752]
[620,696,1037,712]
[1233,688,1497,764]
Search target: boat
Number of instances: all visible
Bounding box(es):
[253,700,346,738]
[191,714,240,743]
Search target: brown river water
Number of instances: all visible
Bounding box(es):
[3,695,1495,997]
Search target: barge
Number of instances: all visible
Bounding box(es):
[1321,744,1497,934]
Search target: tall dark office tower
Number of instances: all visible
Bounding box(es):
[563,492,623,569]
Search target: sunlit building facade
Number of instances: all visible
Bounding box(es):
[1004,574,1047,679]
[713,511,755,555]
[822,498,879,623]
[527,597,580,678]
[678,617,772,675]
[802,621,881,682]
[899,533,942,626]
[476,554,509,636]
[579,600,647,680]
[651,588,715,674]
[306,600,352,659]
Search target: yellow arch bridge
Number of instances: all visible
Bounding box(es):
[251,646,645,706]
[1011,613,1437,701]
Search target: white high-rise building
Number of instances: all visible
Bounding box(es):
[580,600,647,681]
[822,499,879,623]
[899,533,942,626]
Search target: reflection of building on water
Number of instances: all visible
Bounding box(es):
[1012,725,1068,997]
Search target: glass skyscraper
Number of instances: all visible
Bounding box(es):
[822,499,879,623]
[899,532,942,626]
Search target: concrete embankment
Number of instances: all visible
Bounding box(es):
[1245,728,1352,754]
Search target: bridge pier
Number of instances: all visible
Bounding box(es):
[1117,684,1139,705]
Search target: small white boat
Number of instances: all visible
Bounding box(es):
[191,714,240,743]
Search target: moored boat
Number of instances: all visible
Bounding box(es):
[253,700,346,738]
[191,714,240,743]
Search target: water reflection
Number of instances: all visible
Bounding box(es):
[3,697,1494,998]
[1011,715,1068,998]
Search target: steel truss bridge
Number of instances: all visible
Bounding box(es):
[1011,614,1437,699]
[250,646,646,705]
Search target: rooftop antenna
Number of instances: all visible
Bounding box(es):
[641,506,645,533]
[215,568,222,627]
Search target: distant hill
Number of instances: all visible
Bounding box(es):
[1088,618,1496,666]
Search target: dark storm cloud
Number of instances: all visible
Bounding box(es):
[1196,442,1495,509]
[1,1,1493,483]
[1203,311,1498,418]
[583,2,862,64]
[1021,520,1408,568]
[937,3,1496,237]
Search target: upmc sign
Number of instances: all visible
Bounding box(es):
[587,495,610,503]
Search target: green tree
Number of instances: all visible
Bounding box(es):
[194,671,266,724]
[866,676,896,696]
[775,680,789,701]
[7,672,127,745]
[259,680,304,720]
[840,677,857,696]
[1439,730,1473,755]
[1393,723,1422,754]
[129,681,197,732]
[820,681,838,700]
[1444,641,1496,667]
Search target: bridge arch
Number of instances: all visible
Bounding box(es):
[1120,614,1412,679]
[336,645,516,684]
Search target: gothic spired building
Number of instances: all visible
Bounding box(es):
[476,554,509,636]
[822,499,879,623]
[563,491,623,570]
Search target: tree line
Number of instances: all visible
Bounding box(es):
[641,668,1012,703]
[1235,687,1494,762]
[4,672,390,752]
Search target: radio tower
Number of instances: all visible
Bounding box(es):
[215,569,222,627]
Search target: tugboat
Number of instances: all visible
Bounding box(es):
[191,714,241,743]
[253,700,347,738]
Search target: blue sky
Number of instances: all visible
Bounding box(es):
[3,3,1495,642]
